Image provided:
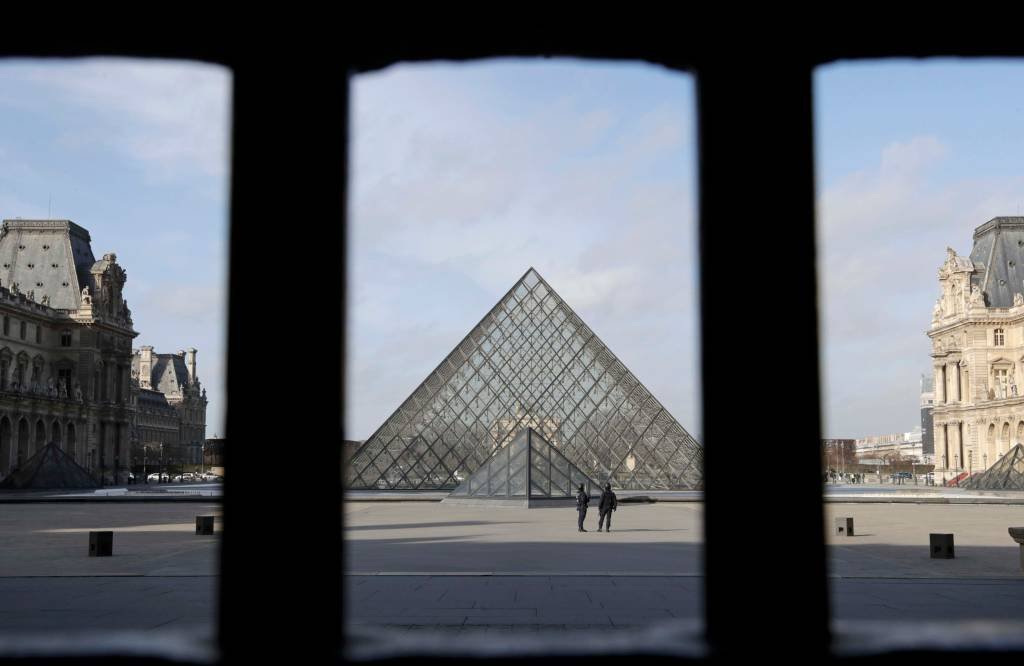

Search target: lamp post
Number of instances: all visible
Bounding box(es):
[159,443,164,483]
[954,454,960,487]
[143,445,148,484]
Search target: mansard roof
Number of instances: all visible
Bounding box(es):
[969,217,1024,308]
[0,219,96,310]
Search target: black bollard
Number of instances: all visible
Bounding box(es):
[930,533,954,559]
[196,515,215,535]
[89,531,113,557]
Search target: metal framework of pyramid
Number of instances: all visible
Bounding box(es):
[347,268,704,491]
[962,443,1024,490]
[443,427,600,506]
[0,443,98,490]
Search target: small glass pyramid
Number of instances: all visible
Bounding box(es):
[962,443,1024,490]
[445,427,599,506]
[347,267,704,491]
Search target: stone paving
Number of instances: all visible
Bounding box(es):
[0,499,1022,645]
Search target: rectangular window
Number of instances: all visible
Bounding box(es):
[35,325,41,344]
[61,330,72,347]
[995,328,1005,346]
[18,321,24,340]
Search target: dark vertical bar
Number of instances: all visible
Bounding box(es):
[221,59,346,662]
[697,61,829,657]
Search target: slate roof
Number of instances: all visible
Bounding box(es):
[0,220,96,310]
[969,217,1024,307]
[131,353,189,397]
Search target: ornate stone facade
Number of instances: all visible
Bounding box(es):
[929,217,1024,478]
[0,219,208,484]
[130,346,207,471]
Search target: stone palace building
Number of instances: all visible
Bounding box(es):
[929,216,1024,478]
[0,219,206,484]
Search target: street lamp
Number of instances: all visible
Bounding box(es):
[143,445,148,484]
[954,454,960,487]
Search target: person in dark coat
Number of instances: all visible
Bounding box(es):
[576,484,589,532]
[597,482,617,532]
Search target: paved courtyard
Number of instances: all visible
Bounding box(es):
[0,498,1022,651]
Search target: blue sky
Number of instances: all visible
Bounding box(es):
[815,59,1024,438]
[0,59,230,436]
[348,59,700,440]
[3,57,1022,443]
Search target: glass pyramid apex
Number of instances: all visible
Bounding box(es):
[347,267,704,491]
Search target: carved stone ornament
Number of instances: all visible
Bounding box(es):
[969,286,985,307]
[81,286,91,305]
[1014,293,1024,307]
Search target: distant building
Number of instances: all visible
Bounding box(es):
[929,217,1024,475]
[920,374,935,463]
[204,436,224,475]
[131,346,207,472]
[822,438,856,470]
[0,219,208,484]
[855,428,924,463]
[0,220,136,484]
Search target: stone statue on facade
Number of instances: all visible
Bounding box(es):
[10,282,19,295]
[74,382,83,402]
[1012,376,1019,397]
[1015,293,1024,307]
[58,382,67,399]
[933,298,943,323]
[969,285,984,307]
[81,286,91,305]
[41,294,49,307]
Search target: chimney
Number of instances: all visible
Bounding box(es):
[138,346,153,389]
[186,348,197,384]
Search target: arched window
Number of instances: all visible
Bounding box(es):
[994,328,1005,346]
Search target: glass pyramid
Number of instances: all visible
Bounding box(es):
[446,427,599,502]
[347,267,704,491]
[962,443,1024,490]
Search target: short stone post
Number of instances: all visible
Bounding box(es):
[1009,528,1024,572]
[930,533,954,559]
[196,515,215,535]
[834,517,854,536]
[89,531,113,557]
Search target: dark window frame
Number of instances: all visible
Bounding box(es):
[0,35,1020,665]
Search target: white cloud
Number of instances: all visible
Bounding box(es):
[346,63,700,439]
[14,58,231,181]
[818,135,1024,438]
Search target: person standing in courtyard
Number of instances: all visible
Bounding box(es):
[576,484,589,532]
[597,482,617,532]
